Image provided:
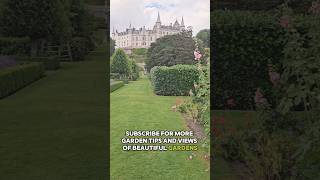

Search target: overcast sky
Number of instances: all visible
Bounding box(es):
[110,0,210,36]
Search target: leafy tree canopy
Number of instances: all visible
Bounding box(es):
[196,29,210,48]
[146,31,205,72]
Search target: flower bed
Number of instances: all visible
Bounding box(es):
[0,63,45,98]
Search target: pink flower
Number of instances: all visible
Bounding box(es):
[268,64,281,86]
[194,51,202,61]
[280,16,290,28]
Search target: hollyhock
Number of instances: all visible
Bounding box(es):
[194,50,202,61]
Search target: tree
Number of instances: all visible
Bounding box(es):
[110,49,130,78]
[196,29,210,48]
[0,0,71,55]
[146,32,203,72]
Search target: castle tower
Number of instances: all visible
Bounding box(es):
[180,16,185,29]
[155,11,161,29]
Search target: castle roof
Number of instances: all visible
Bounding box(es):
[173,19,180,27]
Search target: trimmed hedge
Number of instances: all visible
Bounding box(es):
[0,63,45,98]
[16,56,60,70]
[150,65,199,96]
[110,81,124,92]
[0,37,30,55]
[211,11,286,110]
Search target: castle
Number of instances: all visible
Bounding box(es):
[111,12,186,53]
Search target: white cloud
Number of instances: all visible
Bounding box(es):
[110,0,210,36]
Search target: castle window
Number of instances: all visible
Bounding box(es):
[136,37,138,41]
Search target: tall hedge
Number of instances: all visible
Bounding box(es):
[0,63,45,98]
[211,11,286,110]
[150,65,199,96]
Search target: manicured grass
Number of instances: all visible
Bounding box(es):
[0,45,108,179]
[110,76,209,180]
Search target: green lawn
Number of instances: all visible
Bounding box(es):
[0,45,108,179]
[110,77,210,180]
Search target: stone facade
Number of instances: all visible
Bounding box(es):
[112,12,185,53]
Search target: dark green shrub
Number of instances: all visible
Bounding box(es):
[146,32,205,72]
[150,65,199,96]
[110,81,124,92]
[0,62,45,98]
[70,37,90,60]
[110,49,130,78]
[0,37,30,55]
[211,11,286,110]
[16,56,60,70]
[129,59,139,81]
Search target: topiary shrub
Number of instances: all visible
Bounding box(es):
[150,65,199,96]
[110,48,130,78]
[0,62,45,98]
[211,10,286,110]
